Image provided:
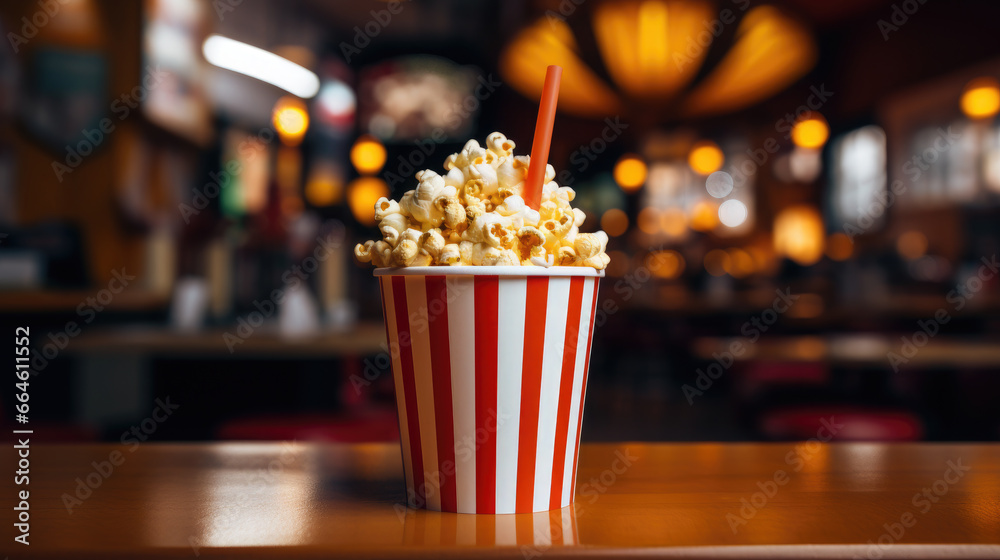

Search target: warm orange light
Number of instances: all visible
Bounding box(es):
[726,248,755,278]
[648,250,685,279]
[272,96,309,146]
[897,230,928,261]
[688,141,724,175]
[660,207,687,238]
[826,232,853,261]
[305,166,343,207]
[499,17,621,117]
[681,6,817,116]
[350,135,387,175]
[637,207,661,234]
[592,0,715,98]
[791,113,829,149]
[689,200,719,231]
[773,205,824,266]
[601,208,629,237]
[347,177,390,226]
[614,155,648,192]
[704,249,731,277]
[960,77,1000,119]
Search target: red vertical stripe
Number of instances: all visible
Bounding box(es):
[515,514,534,544]
[570,278,600,495]
[550,509,566,545]
[549,276,585,509]
[474,275,499,513]
[426,276,457,512]
[516,276,550,512]
[392,276,425,507]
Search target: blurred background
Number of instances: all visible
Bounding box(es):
[1,0,999,444]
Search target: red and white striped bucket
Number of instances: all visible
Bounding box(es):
[375,266,603,514]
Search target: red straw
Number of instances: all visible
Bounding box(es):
[523,65,562,210]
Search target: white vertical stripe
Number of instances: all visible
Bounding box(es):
[495,276,526,514]
[559,507,576,544]
[447,276,477,514]
[533,510,552,547]
[533,277,571,511]
[405,276,440,511]
[494,514,517,545]
[382,278,415,504]
[561,277,596,506]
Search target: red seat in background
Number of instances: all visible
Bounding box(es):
[760,406,924,441]
[216,407,400,442]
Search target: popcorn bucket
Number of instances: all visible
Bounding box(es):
[375,266,603,514]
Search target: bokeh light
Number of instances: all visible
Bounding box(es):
[648,250,686,279]
[688,141,724,175]
[690,200,719,231]
[601,208,629,237]
[637,207,661,234]
[791,113,829,149]
[897,230,929,261]
[660,207,688,238]
[718,199,748,227]
[305,165,344,207]
[704,249,731,277]
[350,135,387,175]
[706,171,734,198]
[773,205,824,265]
[726,248,755,278]
[960,77,1000,119]
[347,177,390,226]
[272,96,309,146]
[614,154,648,192]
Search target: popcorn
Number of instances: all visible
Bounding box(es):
[354,132,610,270]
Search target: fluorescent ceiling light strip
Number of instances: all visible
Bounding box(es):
[202,34,320,98]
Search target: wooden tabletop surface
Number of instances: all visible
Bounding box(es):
[693,335,1000,367]
[3,442,998,559]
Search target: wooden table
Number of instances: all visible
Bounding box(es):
[3,443,998,559]
[693,335,1000,368]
